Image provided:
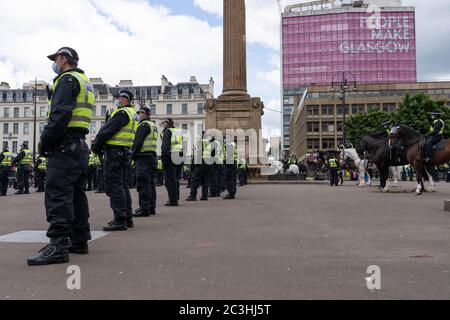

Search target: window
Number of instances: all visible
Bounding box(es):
[321,105,334,116]
[23,123,29,135]
[336,104,349,115]
[307,122,320,133]
[150,104,156,115]
[322,122,335,133]
[182,104,188,115]
[367,104,380,112]
[3,141,8,149]
[307,105,319,116]
[197,103,204,114]
[92,105,97,117]
[40,106,47,118]
[382,103,396,112]
[13,123,19,135]
[181,124,188,132]
[90,122,97,134]
[26,92,33,102]
[182,87,189,95]
[3,123,8,134]
[39,122,45,134]
[23,141,28,148]
[322,139,335,150]
[101,105,107,117]
[12,141,17,154]
[351,104,365,114]
[14,108,19,118]
[4,107,10,118]
[24,107,30,117]
[166,104,172,115]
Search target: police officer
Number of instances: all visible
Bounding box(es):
[131,106,158,217]
[160,118,183,206]
[223,135,238,200]
[186,133,212,201]
[156,158,164,186]
[209,137,223,198]
[12,143,32,195]
[27,47,94,265]
[424,111,445,162]
[328,154,339,187]
[86,150,97,191]
[238,158,249,186]
[35,155,47,193]
[0,146,13,196]
[92,90,138,231]
[95,155,105,193]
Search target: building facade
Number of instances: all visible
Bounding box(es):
[281,0,416,152]
[289,82,450,161]
[0,76,214,156]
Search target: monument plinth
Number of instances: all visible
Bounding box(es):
[205,0,264,133]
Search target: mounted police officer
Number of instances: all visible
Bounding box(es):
[28,47,95,265]
[0,146,13,196]
[34,155,47,193]
[12,143,32,195]
[92,90,138,231]
[131,106,158,217]
[160,118,183,206]
[424,111,445,162]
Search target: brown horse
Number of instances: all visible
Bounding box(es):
[390,124,448,195]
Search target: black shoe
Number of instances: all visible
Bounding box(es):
[27,238,71,266]
[127,219,134,228]
[165,201,178,206]
[69,242,89,254]
[223,194,235,200]
[133,209,150,217]
[150,209,156,216]
[200,197,208,201]
[185,197,196,201]
[24,191,30,194]
[103,220,127,231]
[15,191,24,195]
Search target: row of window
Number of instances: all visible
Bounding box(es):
[2,141,28,154]
[306,103,398,117]
[307,139,336,150]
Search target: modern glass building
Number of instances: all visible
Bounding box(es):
[281,0,416,152]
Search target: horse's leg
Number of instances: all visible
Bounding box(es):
[393,166,399,186]
[415,163,423,195]
[424,167,436,192]
[358,161,365,187]
[382,167,390,193]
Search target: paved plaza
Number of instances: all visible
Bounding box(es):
[1,181,450,300]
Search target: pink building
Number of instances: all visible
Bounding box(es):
[281,0,416,150]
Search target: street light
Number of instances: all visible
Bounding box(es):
[330,72,357,146]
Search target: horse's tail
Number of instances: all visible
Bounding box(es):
[422,166,430,182]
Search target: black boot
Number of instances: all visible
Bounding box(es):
[15,190,24,195]
[127,219,134,228]
[223,194,235,200]
[103,220,127,231]
[149,209,156,216]
[165,201,178,206]
[200,196,208,201]
[185,197,196,201]
[133,209,150,217]
[27,238,71,266]
[69,242,89,254]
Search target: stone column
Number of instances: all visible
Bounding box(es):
[222,0,248,96]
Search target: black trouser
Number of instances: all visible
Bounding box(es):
[128,166,136,189]
[190,163,211,199]
[0,166,10,195]
[46,138,91,243]
[96,165,104,191]
[155,169,164,186]
[238,168,248,186]
[223,163,237,195]
[136,155,157,211]
[329,168,339,186]
[425,134,442,158]
[104,147,132,223]
[17,165,30,193]
[35,170,46,192]
[87,165,96,190]
[163,159,181,203]
[209,164,220,196]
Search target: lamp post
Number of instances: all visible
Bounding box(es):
[330,72,357,146]
[32,77,37,163]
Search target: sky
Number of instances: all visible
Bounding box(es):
[1,0,450,138]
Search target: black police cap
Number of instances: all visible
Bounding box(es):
[47,47,79,62]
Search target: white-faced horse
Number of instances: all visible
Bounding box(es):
[273,161,300,174]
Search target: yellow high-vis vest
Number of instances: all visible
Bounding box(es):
[105,106,138,147]
[0,152,13,166]
[20,149,32,165]
[139,120,158,153]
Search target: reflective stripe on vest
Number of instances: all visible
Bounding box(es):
[88,154,96,166]
[202,139,212,159]
[224,142,237,162]
[37,157,47,171]
[139,120,158,153]
[1,152,13,166]
[430,119,445,135]
[157,160,163,170]
[169,128,183,153]
[106,106,138,147]
[20,149,32,165]
[49,71,95,129]
[329,158,338,168]
[239,160,248,169]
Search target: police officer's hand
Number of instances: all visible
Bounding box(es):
[38,141,49,157]
[45,85,53,100]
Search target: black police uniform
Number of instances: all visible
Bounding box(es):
[12,149,31,194]
[223,141,237,199]
[131,118,158,216]
[208,139,222,197]
[92,106,134,229]
[161,128,182,206]
[0,151,12,196]
[86,154,97,191]
[34,158,46,192]
[425,120,444,159]
[37,68,91,251]
[187,140,211,201]
[96,158,105,192]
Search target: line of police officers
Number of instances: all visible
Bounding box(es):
[23,47,241,266]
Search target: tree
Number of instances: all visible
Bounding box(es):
[346,110,393,145]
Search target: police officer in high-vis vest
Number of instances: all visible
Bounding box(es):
[27,47,94,266]
[327,154,339,187]
[424,111,445,162]
[156,158,164,186]
[0,146,13,196]
[238,158,249,186]
[86,150,97,191]
[160,118,183,206]
[223,135,238,200]
[12,143,32,195]
[186,132,213,202]
[131,106,158,217]
[34,156,47,192]
[92,90,138,231]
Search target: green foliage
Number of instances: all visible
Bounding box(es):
[345,93,449,144]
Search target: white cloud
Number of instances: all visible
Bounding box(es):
[0,0,223,88]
